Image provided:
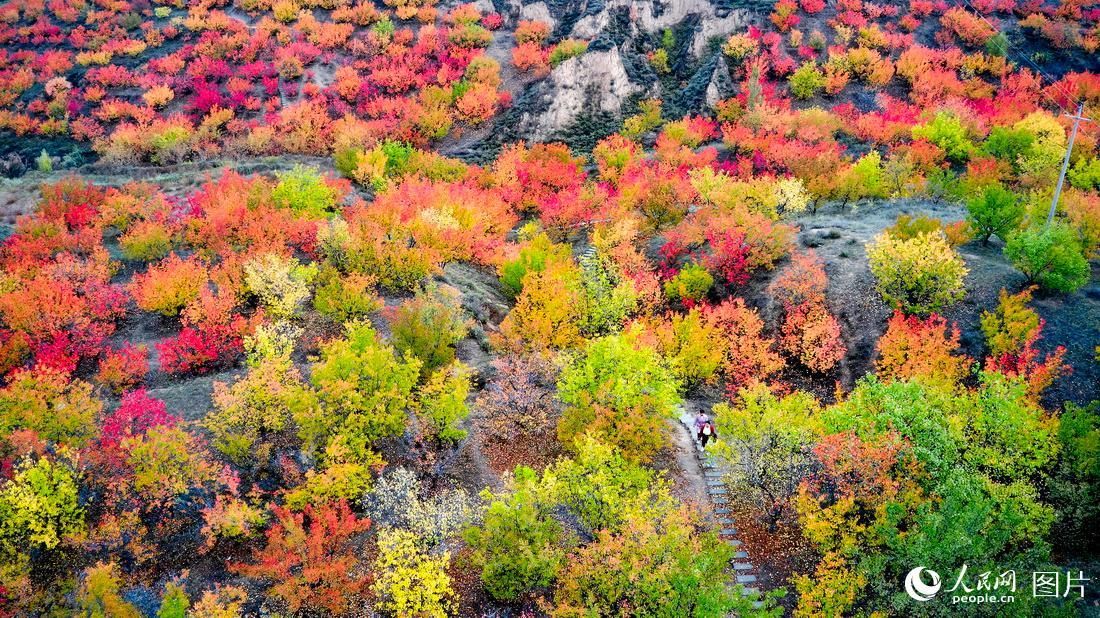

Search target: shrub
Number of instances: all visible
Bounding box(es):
[362,467,481,546]
[79,562,140,618]
[498,259,586,350]
[770,251,827,307]
[95,344,148,394]
[556,331,681,463]
[200,492,266,545]
[0,456,84,553]
[983,126,1035,169]
[779,303,846,373]
[722,34,760,62]
[414,362,473,445]
[312,267,382,322]
[129,254,209,317]
[866,231,968,315]
[340,219,440,291]
[636,309,724,388]
[0,367,99,447]
[119,220,173,261]
[372,528,456,618]
[271,166,342,218]
[981,289,1065,399]
[1049,402,1100,552]
[234,501,370,615]
[305,320,421,461]
[702,299,785,390]
[1068,157,1100,191]
[663,263,713,306]
[577,250,638,336]
[911,111,974,164]
[243,253,318,319]
[188,586,248,618]
[875,311,970,391]
[712,386,822,519]
[967,184,1024,244]
[157,324,243,376]
[885,214,946,241]
[552,505,745,617]
[770,251,845,372]
[514,20,550,44]
[512,42,551,75]
[157,583,189,618]
[548,435,662,532]
[464,466,567,601]
[548,39,588,67]
[789,62,826,99]
[476,354,560,441]
[981,287,1041,357]
[389,285,470,382]
[1003,223,1090,293]
[499,228,572,298]
[621,99,664,140]
[123,426,216,504]
[835,151,887,202]
[941,7,997,46]
[98,390,178,457]
[206,359,316,466]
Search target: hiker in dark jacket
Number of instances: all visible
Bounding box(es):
[698,420,717,449]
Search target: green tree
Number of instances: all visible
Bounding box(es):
[552,504,779,617]
[414,361,473,445]
[578,250,637,336]
[912,111,974,163]
[789,62,826,99]
[499,226,572,298]
[546,436,664,532]
[372,528,455,618]
[312,266,382,322]
[866,231,969,315]
[206,358,317,466]
[982,126,1035,168]
[1049,402,1100,553]
[556,331,682,462]
[463,467,569,601]
[79,562,140,618]
[157,583,189,618]
[0,456,84,555]
[389,284,470,382]
[271,165,340,217]
[664,263,713,305]
[1004,223,1090,293]
[712,386,823,522]
[305,320,421,462]
[966,184,1024,244]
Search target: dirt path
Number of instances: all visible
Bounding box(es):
[667,415,712,511]
[672,407,763,599]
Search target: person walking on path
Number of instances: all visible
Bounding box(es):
[698,419,717,449]
[693,410,709,436]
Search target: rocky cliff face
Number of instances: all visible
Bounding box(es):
[503,0,755,143]
[521,47,647,141]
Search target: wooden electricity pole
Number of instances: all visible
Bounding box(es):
[1048,102,1091,227]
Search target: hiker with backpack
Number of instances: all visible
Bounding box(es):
[698,419,717,449]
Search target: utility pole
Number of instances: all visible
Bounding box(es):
[1048,102,1091,227]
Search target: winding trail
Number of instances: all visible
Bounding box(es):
[676,408,763,601]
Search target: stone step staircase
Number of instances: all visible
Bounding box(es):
[681,412,764,603]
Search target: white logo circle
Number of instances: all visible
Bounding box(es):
[905,567,941,602]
